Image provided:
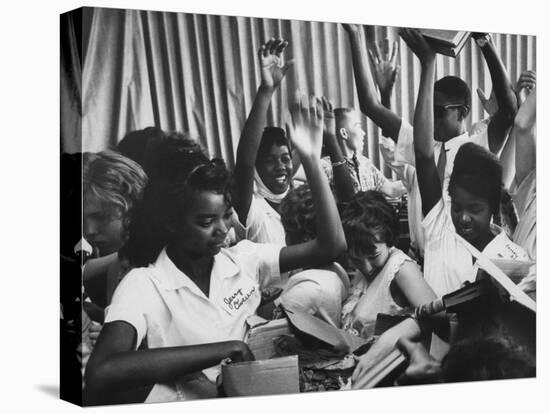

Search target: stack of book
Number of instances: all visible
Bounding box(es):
[419,29,471,58]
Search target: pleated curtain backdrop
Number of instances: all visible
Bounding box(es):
[62,7,536,176]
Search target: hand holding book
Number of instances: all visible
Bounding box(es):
[399,28,436,65]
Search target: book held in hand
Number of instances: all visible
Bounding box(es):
[419,29,471,58]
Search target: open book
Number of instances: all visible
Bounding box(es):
[419,29,471,58]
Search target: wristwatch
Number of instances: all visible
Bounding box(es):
[475,34,491,48]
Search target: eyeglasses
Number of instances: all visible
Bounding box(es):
[434,104,468,118]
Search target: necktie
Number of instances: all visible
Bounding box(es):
[436,142,447,187]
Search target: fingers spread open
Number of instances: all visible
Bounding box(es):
[368,48,378,66]
[274,39,288,56]
[373,42,383,64]
[383,38,391,61]
[268,37,278,54]
[390,40,398,65]
[314,96,323,120]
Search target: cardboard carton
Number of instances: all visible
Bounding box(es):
[222,307,372,396]
[221,355,300,397]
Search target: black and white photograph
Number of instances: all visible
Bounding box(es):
[57,2,540,408]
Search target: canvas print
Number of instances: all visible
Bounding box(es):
[60,6,536,407]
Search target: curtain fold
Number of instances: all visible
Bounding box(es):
[68,8,536,175]
[60,11,83,153]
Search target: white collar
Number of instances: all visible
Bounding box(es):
[253,169,289,204]
[150,248,240,291]
[435,131,470,150]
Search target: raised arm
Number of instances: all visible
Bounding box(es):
[320,96,356,203]
[279,94,347,273]
[369,38,400,110]
[514,88,536,186]
[515,70,536,106]
[233,38,293,225]
[343,24,402,140]
[473,33,518,154]
[85,321,254,398]
[498,70,537,188]
[399,28,441,216]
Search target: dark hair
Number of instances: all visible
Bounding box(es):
[117,129,206,179]
[341,191,400,257]
[257,127,290,163]
[448,142,503,217]
[144,133,209,183]
[435,76,471,118]
[116,127,166,170]
[280,184,316,245]
[441,337,535,382]
[122,139,231,267]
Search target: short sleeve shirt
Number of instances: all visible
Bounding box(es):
[104,240,282,400]
[232,194,286,246]
[341,248,415,338]
[422,199,530,297]
[321,154,388,194]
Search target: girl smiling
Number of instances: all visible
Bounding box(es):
[84,94,346,404]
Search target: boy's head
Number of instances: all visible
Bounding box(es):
[335,108,366,154]
[448,142,502,247]
[433,76,471,141]
[280,184,316,245]
[83,151,148,256]
[341,191,400,273]
[256,127,293,194]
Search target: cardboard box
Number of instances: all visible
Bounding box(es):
[221,308,372,396]
[221,355,300,397]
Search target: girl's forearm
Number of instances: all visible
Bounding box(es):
[324,134,356,202]
[86,340,250,393]
[301,156,346,256]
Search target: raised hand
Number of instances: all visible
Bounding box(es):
[516,69,536,98]
[369,39,400,96]
[471,32,490,41]
[321,96,335,140]
[477,88,498,116]
[342,23,362,34]
[288,91,324,160]
[399,28,435,65]
[258,38,294,90]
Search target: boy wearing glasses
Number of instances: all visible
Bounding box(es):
[343,26,517,259]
